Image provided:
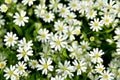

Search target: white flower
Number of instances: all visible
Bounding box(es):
[86,10,97,19]
[5,0,12,4]
[90,18,103,32]
[64,12,76,23]
[101,15,113,25]
[0,61,6,69]
[56,61,75,78]
[34,4,47,18]
[89,48,104,64]
[16,61,27,75]
[95,0,106,9]
[51,75,64,80]
[4,65,18,80]
[0,15,5,28]
[50,34,67,51]
[37,58,53,75]
[95,63,105,73]
[66,26,75,41]
[78,1,88,15]
[29,60,39,69]
[42,12,55,23]
[69,46,83,60]
[17,47,33,62]
[0,4,8,13]
[113,28,120,41]
[13,10,29,26]
[22,0,36,6]
[37,28,50,43]
[105,0,116,11]
[73,26,81,36]
[18,37,33,49]
[99,70,114,80]
[80,41,91,51]
[54,20,68,34]
[68,0,80,11]
[49,0,62,12]
[4,32,18,47]
[72,60,87,75]
[58,5,70,17]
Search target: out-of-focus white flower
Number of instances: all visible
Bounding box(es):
[86,10,97,19]
[51,75,64,80]
[49,0,62,12]
[0,4,8,13]
[13,10,29,26]
[58,5,70,18]
[114,28,120,41]
[56,61,75,78]
[101,15,113,25]
[0,61,6,69]
[4,32,18,47]
[22,0,36,6]
[68,0,80,11]
[34,4,47,18]
[80,41,91,51]
[0,15,5,28]
[5,0,12,4]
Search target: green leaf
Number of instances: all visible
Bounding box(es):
[14,25,23,36]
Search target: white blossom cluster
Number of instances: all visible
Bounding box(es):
[0,0,120,80]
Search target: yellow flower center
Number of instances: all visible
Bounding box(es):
[0,62,6,69]
[95,53,100,58]
[8,70,14,76]
[54,3,58,7]
[43,64,48,69]
[94,22,99,27]
[72,3,77,7]
[77,65,81,69]
[45,14,50,19]
[56,40,61,45]
[63,66,67,71]
[98,67,103,72]
[22,51,27,56]
[75,30,80,35]
[18,66,24,71]
[8,37,13,42]
[59,26,63,31]
[6,0,12,4]
[61,9,65,13]
[103,74,108,79]
[32,61,37,66]
[82,45,87,49]
[89,11,94,16]
[105,18,109,23]
[19,16,24,21]
[2,5,8,12]
[41,34,46,38]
